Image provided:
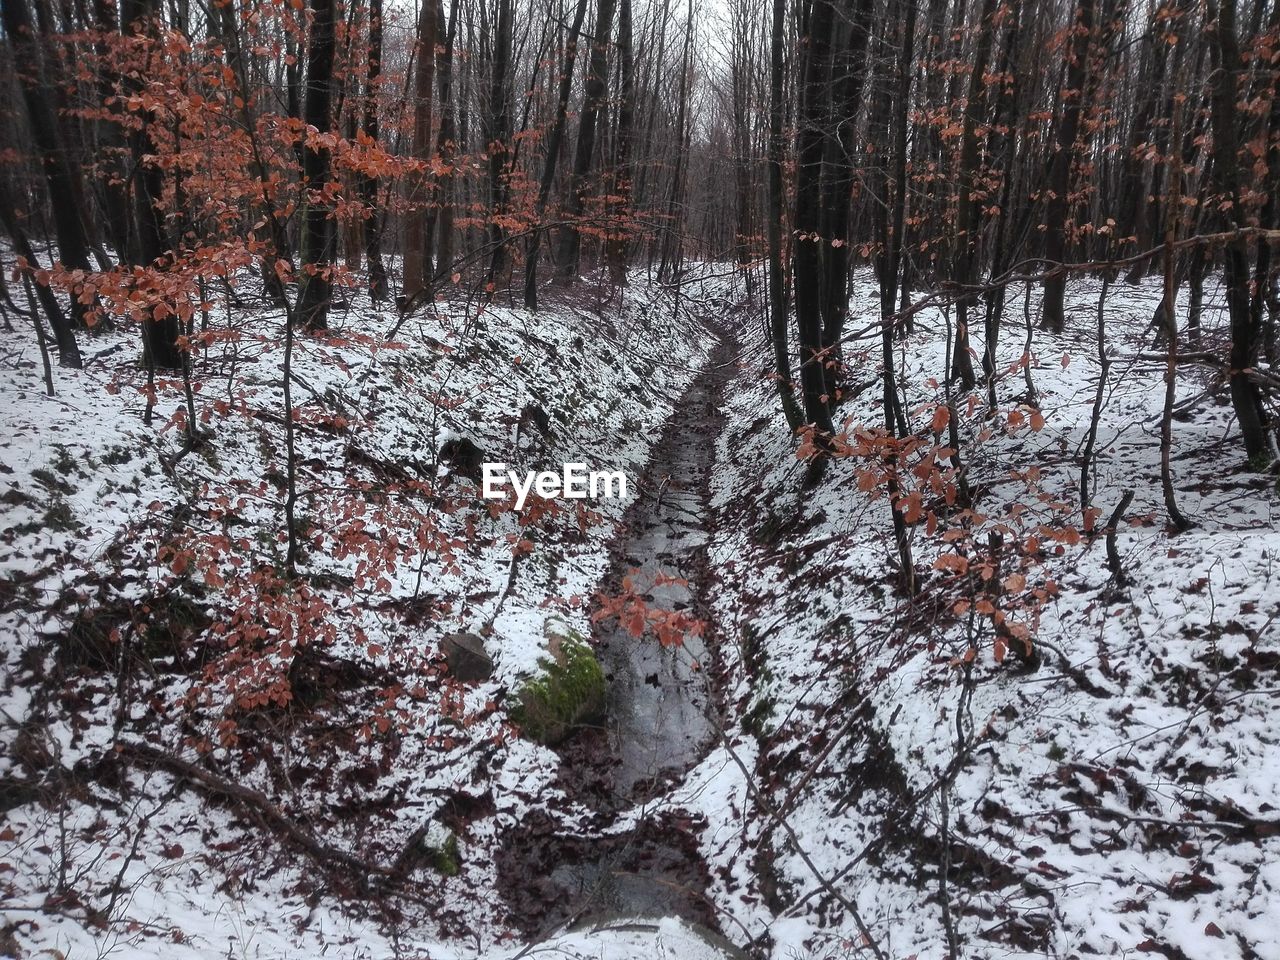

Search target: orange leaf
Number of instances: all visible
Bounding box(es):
[931,405,950,433]
[1002,572,1026,591]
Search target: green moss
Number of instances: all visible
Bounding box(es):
[427,831,460,876]
[510,629,605,745]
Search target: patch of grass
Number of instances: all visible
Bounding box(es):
[50,444,86,477]
[198,442,222,472]
[754,510,787,547]
[1248,450,1275,473]
[740,621,777,739]
[426,831,460,876]
[31,468,73,496]
[1,489,33,508]
[101,444,134,466]
[510,629,605,745]
[137,592,210,664]
[43,500,81,532]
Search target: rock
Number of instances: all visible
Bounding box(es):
[510,627,605,744]
[440,631,495,682]
[520,401,553,437]
[438,436,485,483]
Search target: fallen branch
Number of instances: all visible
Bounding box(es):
[119,742,393,880]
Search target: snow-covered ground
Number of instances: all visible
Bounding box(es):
[694,269,1280,959]
[3,262,1279,959]
[0,269,720,958]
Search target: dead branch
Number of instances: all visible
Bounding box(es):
[119,742,393,880]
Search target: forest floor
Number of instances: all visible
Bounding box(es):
[2,264,1280,959]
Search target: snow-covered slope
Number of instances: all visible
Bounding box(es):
[0,271,717,958]
[694,270,1280,959]
[3,263,1278,960]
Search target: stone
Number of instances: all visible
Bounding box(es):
[438,436,485,483]
[440,631,495,682]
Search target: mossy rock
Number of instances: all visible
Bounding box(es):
[510,628,605,745]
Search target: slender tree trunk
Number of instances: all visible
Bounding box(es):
[402,0,438,303]
[523,0,590,308]
[1159,93,1190,528]
[121,0,182,369]
[950,0,999,390]
[89,0,131,257]
[607,0,635,285]
[2,0,97,325]
[557,0,618,281]
[728,0,755,273]
[980,3,1023,404]
[296,0,337,332]
[360,0,389,301]
[1253,0,1280,367]
[430,0,459,282]
[483,0,515,289]
[875,0,918,593]
[767,0,802,430]
[793,0,837,435]
[1207,0,1272,466]
[818,0,874,354]
[0,182,81,367]
[1041,0,1095,334]
[657,0,694,284]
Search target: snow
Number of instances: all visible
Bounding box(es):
[3,260,1279,958]
[695,268,1280,959]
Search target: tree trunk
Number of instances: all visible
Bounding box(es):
[1206,0,1272,466]
[2,0,97,324]
[818,0,874,355]
[558,0,618,281]
[0,181,82,367]
[296,0,337,332]
[950,0,999,390]
[483,0,514,289]
[793,0,837,435]
[89,0,131,258]
[1041,0,1095,333]
[360,0,389,301]
[429,0,459,283]
[121,0,182,369]
[524,0,590,308]
[657,0,694,283]
[401,0,438,304]
[767,0,803,430]
[607,0,636,286]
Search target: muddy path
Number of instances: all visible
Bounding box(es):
[498,321,742,948]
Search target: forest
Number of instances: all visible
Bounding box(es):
[1,0,1279,955]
